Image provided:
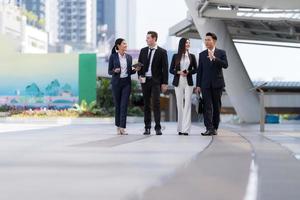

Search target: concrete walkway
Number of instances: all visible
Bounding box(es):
[0,122,211,200]
[0,121,299,200]
[139,129,252,200]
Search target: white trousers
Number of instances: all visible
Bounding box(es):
[174,77,193,133]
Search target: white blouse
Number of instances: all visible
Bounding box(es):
[180,52,190,71]
[118,53,128,78]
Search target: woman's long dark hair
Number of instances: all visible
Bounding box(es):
[111,38,125,54]
[175,38,190,66]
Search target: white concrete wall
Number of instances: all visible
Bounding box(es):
[23,25,48,53]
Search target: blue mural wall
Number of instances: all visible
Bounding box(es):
[0,34,79,109]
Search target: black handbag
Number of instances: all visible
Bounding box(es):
[198,96,204,114]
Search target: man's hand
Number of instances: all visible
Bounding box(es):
[161,84,168,93]
[195,87,201,94]
[139,76,146,83]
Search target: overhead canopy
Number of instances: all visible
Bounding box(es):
[170,0,300,43]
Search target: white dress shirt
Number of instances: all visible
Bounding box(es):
[118,53,128,78]
[208,47,216,61]
[145,45,158,77]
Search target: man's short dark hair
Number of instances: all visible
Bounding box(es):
[147,31,158,41]
[206,32,217,40]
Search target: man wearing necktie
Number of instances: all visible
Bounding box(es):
[196,32,228,136]
[138,31,169,135]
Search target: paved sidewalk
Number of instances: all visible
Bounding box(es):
[0,122,211,200]
[0,121,299,200]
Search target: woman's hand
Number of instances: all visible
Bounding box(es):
[178,71,187,77]
[114,68,121,73]
[133,66,141,71]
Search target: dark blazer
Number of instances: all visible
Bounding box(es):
[108,53,135,85]
[169,53,197,86]
[196,48,228,89]
[138,46,169,85]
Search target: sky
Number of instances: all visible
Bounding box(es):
[135,0,188,49]
[136,0,300,82]
[236,42,300,82]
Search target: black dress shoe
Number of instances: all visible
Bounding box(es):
[143,129,151,135]
[183,133,189,136]
[201,130,214,136]
[156,129,162,135]
[178,132,184,135]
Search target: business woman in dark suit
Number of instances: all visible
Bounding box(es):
[196,32,228,136]
[108,38,140,135]
[170,38,197,136]
[137,31,169,135]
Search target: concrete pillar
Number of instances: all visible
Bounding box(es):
[185,0,262,123]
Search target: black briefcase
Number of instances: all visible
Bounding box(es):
[198,96,204,114]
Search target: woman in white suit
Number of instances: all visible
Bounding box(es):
[169,38,197,135]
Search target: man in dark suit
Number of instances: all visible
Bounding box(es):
[138,31,169,135]
[196,32,228,136]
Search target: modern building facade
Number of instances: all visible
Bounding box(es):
[0,3,48,53]
[57,0,97,51]
[97,0,115,44]
[22,0,45,19]
[44,0,58,47]
[2,0,136,53]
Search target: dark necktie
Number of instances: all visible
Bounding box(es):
[146,48,154,70]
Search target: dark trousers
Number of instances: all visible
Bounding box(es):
[112,78,131,128]
[141,78,161,130]
[202,87,223,130]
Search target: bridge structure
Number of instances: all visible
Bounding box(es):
[170,0,300,122]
